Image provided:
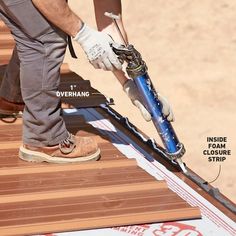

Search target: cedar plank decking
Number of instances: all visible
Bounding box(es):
[0,114,200,236]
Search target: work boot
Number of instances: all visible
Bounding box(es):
[0,97,24,115]
[19,133,100,163]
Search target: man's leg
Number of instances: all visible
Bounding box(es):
[0,0,100,162]
[0,3,68,146]
[21,30,69,147]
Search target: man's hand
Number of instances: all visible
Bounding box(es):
[74,24,122,71]
[123,80,174,122]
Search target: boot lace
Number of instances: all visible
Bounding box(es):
[59,132,76,154]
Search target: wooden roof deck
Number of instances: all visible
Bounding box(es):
[0,110,200,236]
[0,19,235,236]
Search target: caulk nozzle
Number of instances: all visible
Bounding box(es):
[176,159,188,173]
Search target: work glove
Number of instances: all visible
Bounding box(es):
[74,23,122,71]
[123,80,174,122]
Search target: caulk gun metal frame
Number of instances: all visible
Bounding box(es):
[105,12,187,173]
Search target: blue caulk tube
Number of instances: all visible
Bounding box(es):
[113,44,186,172]
[134,72,185,156]
[134,73,181,153]
[104,12,186,172]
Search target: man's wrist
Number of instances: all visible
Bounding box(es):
[77,21,85,34]
[73,22,86,41]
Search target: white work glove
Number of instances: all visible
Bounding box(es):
[74,23,122,71]
[123,80,174,122]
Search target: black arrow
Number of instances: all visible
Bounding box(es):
[203,165,222,185]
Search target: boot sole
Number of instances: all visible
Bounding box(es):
[19,146,101,164]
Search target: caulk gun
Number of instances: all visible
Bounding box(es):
[105,12,187,173]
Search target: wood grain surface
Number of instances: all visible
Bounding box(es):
[0,20,202,235]
[0,107,201,235]
[0,21,13,65]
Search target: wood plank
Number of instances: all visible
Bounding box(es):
[0,174,153,196]
[0,159,136,176]
[0,188,174,211]
[0,181,167,204]
[0,141,21,149]
[0,161,168,198]
[0,39,14,49]
[0,191,183,221]
[0,208,200,236]
[0,203,191,226]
